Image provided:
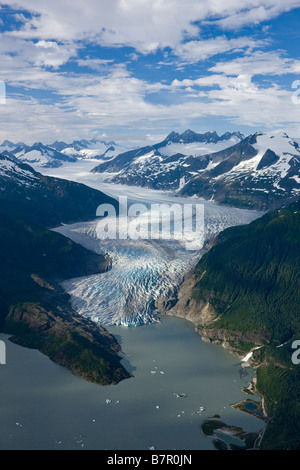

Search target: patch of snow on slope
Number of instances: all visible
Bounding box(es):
[134,150,156,164]
[17,150,52,165]
[291,175,300,184]
[0,158,39,187]
[221,151,265,179]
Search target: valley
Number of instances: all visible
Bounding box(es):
[0,128,299,450]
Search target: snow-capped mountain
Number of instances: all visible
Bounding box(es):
[57,138,129,161]
[91,129,300,210]
[2,142,77,168]
[0,139,25,153]
[0,137,128,168]
[181,131,300,210]
[91,129,244,178]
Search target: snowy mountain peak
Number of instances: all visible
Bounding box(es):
[49,140,68,151]
[180,129,201,140]
[0,139,16,149]
[251,131,300,158]
[164,131,180,142]
[60,138,128,161]
[161,129,244,146]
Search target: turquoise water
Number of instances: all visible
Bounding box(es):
[244,401,259,411]
[0,315,265,450]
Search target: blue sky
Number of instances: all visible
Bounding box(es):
[0,0,300,146]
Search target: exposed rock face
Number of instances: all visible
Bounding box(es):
[156,272,217,325]
[156,271,267,358]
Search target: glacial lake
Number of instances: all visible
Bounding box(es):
[0,315,264,450]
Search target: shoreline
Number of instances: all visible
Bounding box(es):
[157,306,269,450]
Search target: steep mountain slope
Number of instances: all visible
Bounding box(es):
[0,155,129,385]
[181,131,300,210]
[192,201,300,342]
[0,155,117,226]
[164,200,300,448]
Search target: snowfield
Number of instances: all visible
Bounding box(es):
[158,135,241,158]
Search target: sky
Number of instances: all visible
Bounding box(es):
[0,0,300,146]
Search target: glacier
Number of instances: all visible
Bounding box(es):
[48,164,263,327]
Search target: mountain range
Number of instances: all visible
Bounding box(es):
[91,129,300,210]
[0,138,128,168]
[2,128,300,211]
[91,129,244,177]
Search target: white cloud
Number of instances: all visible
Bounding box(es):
[173,36,265,63]
[0,35,78,71]
[76,58,115,71]
[0,0,300,143]
[210,51,300,76]
[1,69,299,145]
[215,1,300,29]
[3,0,300,52]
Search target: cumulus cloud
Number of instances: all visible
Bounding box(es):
[210,51,300,76]
[3,0,300,51]
[173,36,266,63]
[0,0,300,142]
[215,1,300,29]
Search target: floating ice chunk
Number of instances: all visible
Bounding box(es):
[194,406,205,415]
[156,405,160,409]
[160,371,165,374]
[106,399,112,404]
[151,370,156,374]
[149,446,155,450]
